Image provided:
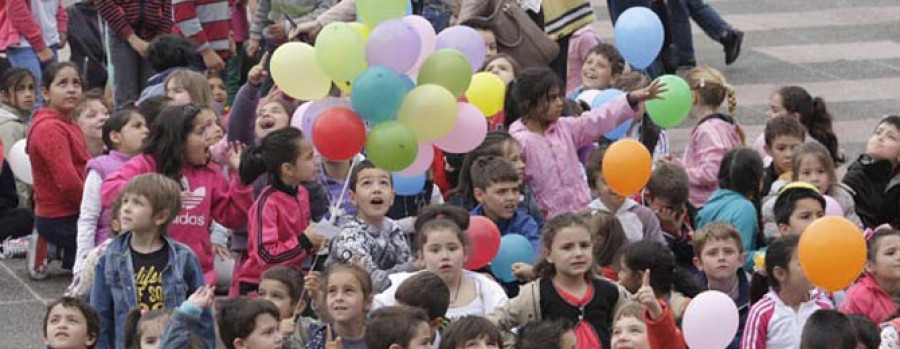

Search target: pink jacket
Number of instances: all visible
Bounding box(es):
[100,154,253,284]
[566,26,602,96]
[681,116,742,208]
[0,0,67,51]
[509,94,635,218]
[840,273,896,324]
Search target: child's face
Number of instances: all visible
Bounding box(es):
[185,110,216,166]
[166,80,192,106]
[282,138,316,186]
[501,140,525,182]
[559,329,577,349]
[546,226,593,279]
[350,168,394,224]
[259,279,295,320]
[209,77,227,106]
[533,86,564,124]
[119,193,162,234]
[459,336,499,349]
[77,99,109,140]
[611,316,650,349]
[696,238,744,282]
[484,58,515,85]
[139,316,169,349]
[326,271,370,323]
[796,155,831,193]
[43,67,83,114]
[406,322,433,349]
[865,235,900,282]
[114,114,149,156]
[234,313,282,349]
[2,75,36,112]
[778,198,824,236]
[766,93,790,120]
[867,123,900,163]
[44,304,97,349]
[775,249,811,293]
[210,123,225,144]
[421,229,466,280]
[255,101,291,139]
[594,176,625,211]
[617,257,641,294]
[582,53,615,90]
[766,135,803,174]
[476,29,497,59]
[475,181,520,220]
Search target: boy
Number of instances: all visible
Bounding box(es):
[395,271,450,347]
[843,115,900,228]
[644,162,696,273]
[469,156,540,254]
[90,174,212,349]
[586,148,663,243]
[576,43,626,97]
[693,222,749,349]
[773,183,825,236]
[215,296,283,349]
[44,297,100,349]
[366,306,433,349]
[516,320,577,349]
[138,35,198,105]
[761,116,805,197]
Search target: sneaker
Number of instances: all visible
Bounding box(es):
[722,29,744,65]
[0,237,28,259]
[26,232,49,280]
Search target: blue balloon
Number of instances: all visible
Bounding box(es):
[591,88,626,109]
[352,66,413,124]
[392,172,426,196]
[605,119,633,140]
[614,7,664,70]
[491,235,535,282]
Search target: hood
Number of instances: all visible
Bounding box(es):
[0,104,25,123]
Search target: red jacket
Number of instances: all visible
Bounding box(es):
[0,0,68,51]
[646,301,686,349]
[27,108,89,217]
[840,273,896,324]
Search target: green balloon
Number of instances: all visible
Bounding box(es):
[417,49,473,98]
[316,23,367,82]
[645,75,692,129]
[357,0,406,28]
[365,121,419,172]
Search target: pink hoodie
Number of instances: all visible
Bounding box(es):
[682,116,743,208]
[100,154,253,284]
[840,273,896,325]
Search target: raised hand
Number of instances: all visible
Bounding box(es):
[635,269,663,320]
[247,51,270,86]
[628,79,668,103]
[187,285,216,309]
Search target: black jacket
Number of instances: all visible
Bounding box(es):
[843,154,900,228]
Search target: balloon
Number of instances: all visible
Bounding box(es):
[682,291,740,349]
[347,22,371,41]
[436,26,486,73]
[356,0,407,28]
[824,195,845,216]
[365,121,419,172]
[292,98,351,144]
[614,7,664,69]
[576,90,601,105]
[392,172,426,195]
[403,15,436,73]
[491,235,535,282]
[464,216,501,270]
[591,89,626,108]
[604,119,633,141]
[799,216,866,292]
[417,49,473,98]
[269,42,331,100]
[316,22,368,82]
[397,84,458,141]
[7,140,31,185]
[465,73,505,116]
[433,103,487,153]
[312,107,367,161]
[602,139,652,196]
[645,75,692,128]
[366,19,421,73]
[351,66,413,124]
[397,142,434,176]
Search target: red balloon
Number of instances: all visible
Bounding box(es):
[312,107,366,161]
[464,216,501,270]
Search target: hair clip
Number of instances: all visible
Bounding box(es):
[863,228,874,242]
[699,78,706,88]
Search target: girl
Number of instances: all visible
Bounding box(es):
[0,67,35,151]
[504,67,662,217]
[165,69,214,108]
[761,86,843,164]
[208,72,228,118]
[482,55,520,130]
[793,142,860,225]
[591,211,627,281]
[306,264,373,349]
[27,62,90,275]
[488,213,629,348]
[696,148,764,271]
[124,309,171,349]
[74,109,149,274]
[0,0,63,108]
[741,235,833,349]
[843,115,900,229]
[840,229,900,324]
[439,315,502,349]
[617,240,702,322]
[258,266,318,348]
[100,104,253,284]
[73,89,110,158]
[232,127,322,295]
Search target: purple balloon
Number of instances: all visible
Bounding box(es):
[291,97,351,144]
[366,19,422,73]
[436,26,485,72]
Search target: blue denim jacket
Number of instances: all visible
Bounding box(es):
[89,233,213,349]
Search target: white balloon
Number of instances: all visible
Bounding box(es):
[576,90,601,106]
[8,140,32,185]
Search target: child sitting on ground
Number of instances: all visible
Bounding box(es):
[44,297,101,349]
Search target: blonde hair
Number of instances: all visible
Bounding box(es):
[613,301,646,323]
[164,69,213,108]
[693,222,744,256]
[686,66,744,142]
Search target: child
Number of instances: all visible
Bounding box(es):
[569,43,625,98]
[840,229,900,324]
[586,147,663,243]
[692,223,750,349]
[618,240,702,322]
[696,148,764,270]
[165,69,214,108]
[515,320,577,349]
[590,211,627,281]
[565,25,603,96]
[770,183,825,237]
[233,127,321,295]
[741,235,833,349]
[800,309,858,349]
[643,162,695,271]
[173,0,232,72]
[326,160,413,293]
[0,158,33,253]
[306,264,374,349]
[505,67,662,217]
[139,35,198,104]
[137,95,170,127]
[489,213,629,348]
[210,295,282,349]
[393,271,450,342]
[44,297,100,349]
[208,72,228,118]
[27,62,91,276]
[460,19,498,62]
[611,271,688,349]
[846,314,881,349]
[100,104,253,284]
[365,306,433,349]
[484,54,519,86]
[258,266,317,348]
[0,0,64,108]
[124,309,170,349]
[792,142,861,226]
[760,116,805,197]
[469,156,541,253]
[438,316,502,349]
[762,86,843,164]
[74,89,110,157]
[843,115,900,229]
[0,68,34,150]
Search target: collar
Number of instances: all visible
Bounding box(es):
[271,176,298,196]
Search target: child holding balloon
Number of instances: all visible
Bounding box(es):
[839,229,900,325]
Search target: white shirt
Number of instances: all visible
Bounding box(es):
[741,290,833,349]
[373,270,509,320]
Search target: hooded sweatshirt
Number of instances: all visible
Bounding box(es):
[27,108,90,218]
[840,273,896,325]
[682,114,743,208]
[0,104,27,156]
[696,188,758,270]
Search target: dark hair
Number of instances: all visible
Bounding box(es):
[415,204,470,233]
[450,131,519,210]
[348,160,391,193]
[800,309,857,349]
[586,43,626,77]
[0,67,35,94]
[589,211,627,268]
[504,67,564,129]
[620,240,702,297]
[483,54,521,76]
[775,86,843,164]
[459,18,492,31]
[147,35,197,72]
[439,316,503,349]
[515,319,574,349]
[866,228,900,261]
[395,271,449,321]
[470,155,519,191]
[324,263,374,300]
[719,148,764,200]
[43,297,101,349]
[416,217,468,254]
[41,62,82,91]
[143,104,210,180]
[137,95,170,127]
[585,146,611,189]
[847,313,880,349]
[366,306,430,349]
[646,161,690,205]
[773,186,825,225]
[239,127,306,185]
[878,115,900,134]
[750,235,800,303]
[534,213,595,280]
[764,115,805,146]
[102,109,144,150]
[217,297,281,349]
[261,266,305,307]
[124,309,170,349]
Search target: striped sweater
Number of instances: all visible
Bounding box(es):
[173,0,232,57]
[94,0,171,40]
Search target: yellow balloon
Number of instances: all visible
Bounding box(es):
[316,23,368,82]
[347,22,371,42]
[465,72,506,116]
[270,42,330,100]
[398,85,458,142]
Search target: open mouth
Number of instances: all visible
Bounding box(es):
[371,198,385,206]
[258,118,276,130]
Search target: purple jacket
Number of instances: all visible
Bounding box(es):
[85,151,130,243]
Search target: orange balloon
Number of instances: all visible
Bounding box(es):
[798,216,865,292]
[601,139,652,197]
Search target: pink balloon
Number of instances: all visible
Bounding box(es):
[403,15,436,73]
[397,142,435,176]
[682,291,739,349]
[366,19,421,73]
[824,195,845,216]
[434,102,487,153]
[291,98,351,144]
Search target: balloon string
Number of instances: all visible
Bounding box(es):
[327,156,359,225]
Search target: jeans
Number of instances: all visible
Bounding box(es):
[605,0,664,78]
[106,30,155,109]
[6,45,58,110]
[668,0,730,65]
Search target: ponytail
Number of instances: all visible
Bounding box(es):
[238,145,267,185]
[725,84,737,116]
[776,86,843,164]
[237,127,305,185]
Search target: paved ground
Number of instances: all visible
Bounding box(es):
[2,0,899,347]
